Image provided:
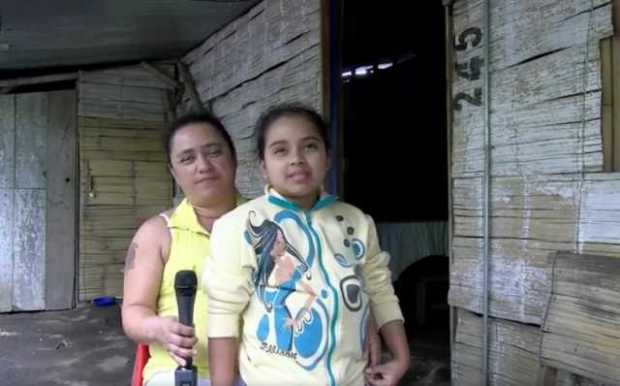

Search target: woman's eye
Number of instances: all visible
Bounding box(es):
[180,155,194,163]
[305,143,319,151]
[273,147,287,156]
[206,149,223,158]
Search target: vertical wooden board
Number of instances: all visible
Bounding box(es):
[0,95,15,189]
[16,93,47,189]
[613,35,620,171]
[13,189,46,310]
[45,91,76,310]
[0,189,13,312]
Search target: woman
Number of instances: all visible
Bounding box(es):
[121,111,239,386]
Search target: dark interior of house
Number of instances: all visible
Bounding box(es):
[341,1,450,382]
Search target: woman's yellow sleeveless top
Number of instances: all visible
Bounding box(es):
[143,198,211,382]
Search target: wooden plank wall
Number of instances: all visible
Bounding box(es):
[13,93,48,311]
[0,92,77,312]
[448,0,619,383]
[77,65,174,300]
[0,95,15,312]
[541,252,620,384]
[45,90,77,310]
[449,0,614,323]
[182,0,323,197]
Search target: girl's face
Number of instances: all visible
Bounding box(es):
[260,116,330,210]
[169,123,236,207]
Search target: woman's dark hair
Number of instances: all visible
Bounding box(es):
[255,103,330,160]
[163,111,237,165]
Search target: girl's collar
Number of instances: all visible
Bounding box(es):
[265,185,337,213]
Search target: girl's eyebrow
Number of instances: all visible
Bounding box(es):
[301,136,321,142]
[268,140,287,148]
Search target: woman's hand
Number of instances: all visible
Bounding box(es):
[148,315,198,367]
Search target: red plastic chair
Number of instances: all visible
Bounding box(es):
[131,344,150,386]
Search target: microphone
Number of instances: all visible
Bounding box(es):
[174,270,197,386]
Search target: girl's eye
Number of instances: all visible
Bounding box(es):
[273,147,287,156]
[305,143,319,151]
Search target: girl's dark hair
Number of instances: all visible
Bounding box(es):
[163,111,237,164]
[255,103,330,160]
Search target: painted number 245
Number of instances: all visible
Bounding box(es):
[453,27,483,111]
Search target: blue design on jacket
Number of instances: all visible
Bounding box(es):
[245,210,330,371]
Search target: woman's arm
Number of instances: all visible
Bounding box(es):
[121,216,197,365]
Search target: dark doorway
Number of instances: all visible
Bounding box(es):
[340,1,450,384]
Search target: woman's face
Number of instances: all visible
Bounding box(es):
[169,122,236,207]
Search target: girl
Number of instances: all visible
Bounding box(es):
[204,104,410,386]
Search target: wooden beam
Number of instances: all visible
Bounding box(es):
[177,61,207,113]
[140,61,182,90]
[0,72,77,88]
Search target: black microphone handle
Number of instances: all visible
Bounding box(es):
[177,293,195,328]
[175,270,197,371]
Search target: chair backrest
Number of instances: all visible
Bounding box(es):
[131,344,150,386]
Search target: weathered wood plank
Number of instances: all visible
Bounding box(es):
[0,189,13,312]
[452,172,620,324]
[13,189,46,310]
[78,82,168,105]
[87,159,133,177]
[77,74,172,300]
[80,150,166,162]
[184,0,320,101]
[451,174,586,323]
[489,0,613,71]
[79,98,166,122]
[210,45,322,138]
[79,126,162,139]
[451,0,485,178]
[45,91,76,310]
[79,64,176,89]
[452,308,542,386]
[579,174,620,251]
[15,93,47,189]
[449,235,561,324]
[541,252,620,385]
[0,95,15,189]
[78,116,164,130]
[453,91,603,177]
[134,162,169,177]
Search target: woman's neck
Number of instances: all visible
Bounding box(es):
[191,195,236,231]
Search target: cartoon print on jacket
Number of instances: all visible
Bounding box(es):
[245,210,329,370]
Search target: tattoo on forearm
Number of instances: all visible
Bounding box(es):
[126,242,138,270]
